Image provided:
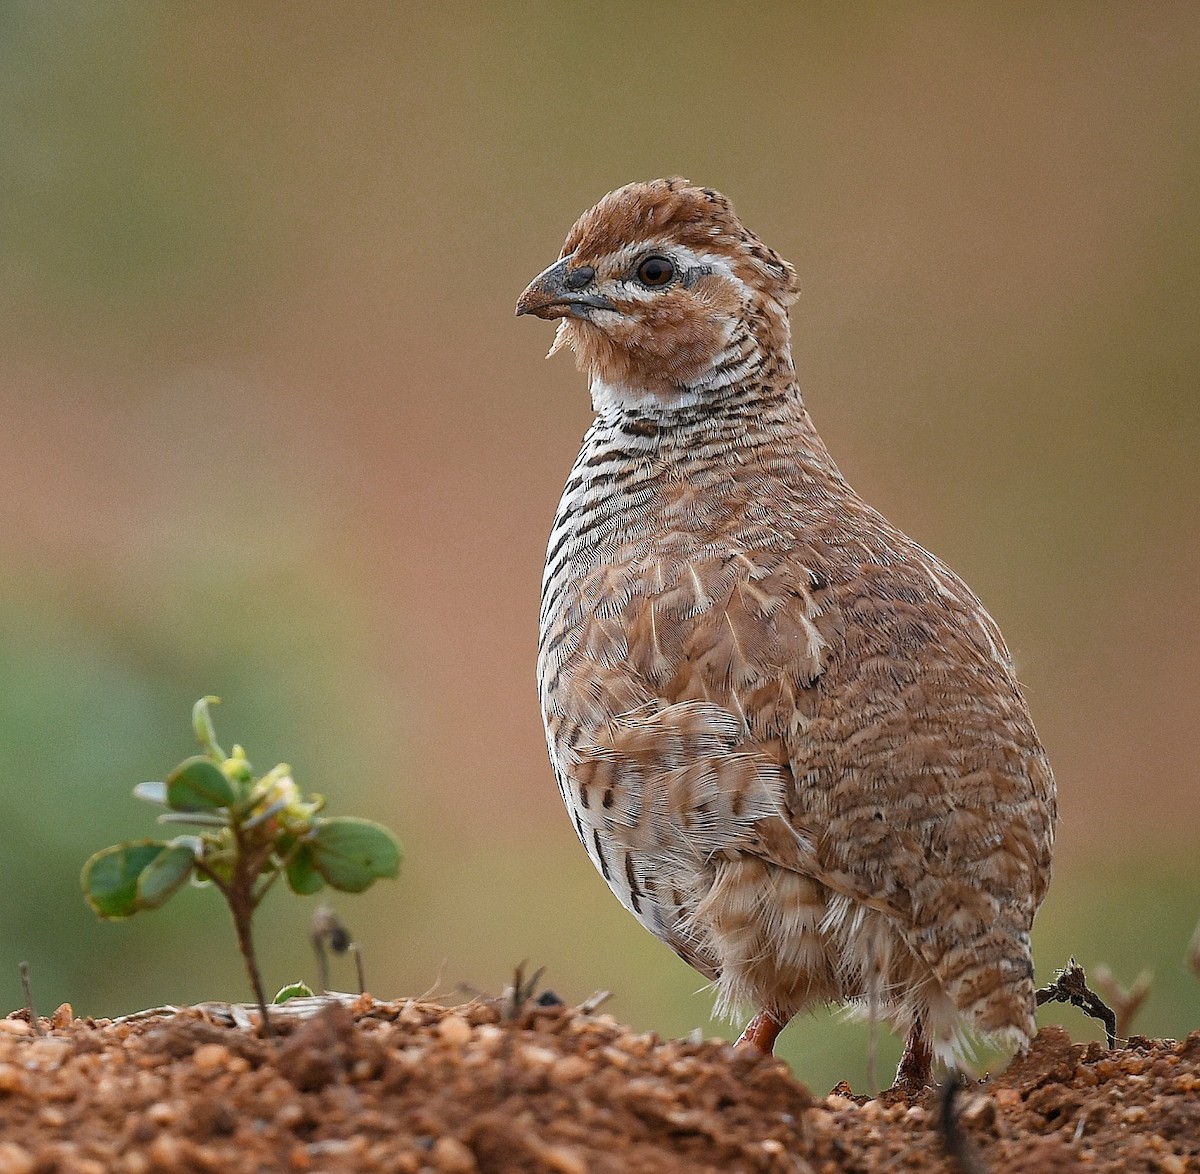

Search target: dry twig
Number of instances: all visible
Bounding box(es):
[1035,958,1116,1047]
[1093,965,1152,1040]
[18,962,44,1037]
[500,961,547,1022]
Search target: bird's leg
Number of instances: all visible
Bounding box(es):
[735,1009,786,1053]
[895,1018,934,1093]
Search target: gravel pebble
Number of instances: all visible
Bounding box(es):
[437,1015,472,1047]
[0,1142,33,1174]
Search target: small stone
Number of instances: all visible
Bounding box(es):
[550,1055,590,1083]
[622,1032,655,1055]
[438,1015,472,1047]
[825,1094,856,1111]
[994,1087,1021,1107]
[431,1135,477,1172]
[147,1134,186,1171]
[600,1046,630,1069]
[0,1142,34,1174]
[192,1043,230,1072]
[520,1044,558,1068]
[0,1021,31,1037]
[0,1064,25,1094]
[27,1038,71,1069]
[396,1000,423,1024]
[542,1146,587,1174]
[1155,1155,1186,1174]
[188,1146,223,1172]
[960,1096,997,1129]
[38,1105,68,1128]
[287,1144,312,1170]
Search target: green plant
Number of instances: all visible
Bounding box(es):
[81,697,402,1035]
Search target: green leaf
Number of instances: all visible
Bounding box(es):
[133,781,167,805]
[192,696,225,759]
[135,843,195,910]
[310,818,401,893]
[82,841,171,919]
[156,811,227,827]
[166,756,236,811]
[273,982,314,1004]
[285,842,326,896]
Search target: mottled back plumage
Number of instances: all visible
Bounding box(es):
[518,178,1056,1081]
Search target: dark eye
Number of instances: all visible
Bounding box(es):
[636,256,675,287]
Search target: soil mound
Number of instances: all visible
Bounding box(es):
[0,996,1195,1172]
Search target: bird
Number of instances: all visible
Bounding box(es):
[516,177,1056,1089]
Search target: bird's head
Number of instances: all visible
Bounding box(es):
[517,178,799,415]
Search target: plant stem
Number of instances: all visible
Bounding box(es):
[251,836,305,905]
[230,897,272,1038]
[19,962,43,1036]
[193,834,274,1036]
[227,819,273,1038]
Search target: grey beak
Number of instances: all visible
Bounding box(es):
[516,255,615,319]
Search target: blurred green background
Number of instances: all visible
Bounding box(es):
[1,2,1197,1093]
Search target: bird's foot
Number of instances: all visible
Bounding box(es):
[735,1010,786,1054]
[894,1026,934,1094]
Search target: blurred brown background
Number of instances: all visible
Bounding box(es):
[1,3,1197,1090]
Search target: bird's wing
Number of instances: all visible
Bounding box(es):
[563,541,841,869]
[566,533,1053,953]
[769,542,1056,983]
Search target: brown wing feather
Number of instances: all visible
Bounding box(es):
[559,486,1053,1015]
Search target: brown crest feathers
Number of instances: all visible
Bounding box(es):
[561,178,799,305]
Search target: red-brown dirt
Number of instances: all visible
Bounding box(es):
[0,995,1195,1173]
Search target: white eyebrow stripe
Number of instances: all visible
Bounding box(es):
[581,244,754,305]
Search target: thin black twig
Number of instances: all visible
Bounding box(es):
[18,962,44,1036]
[1035,957,1117,1048]
[351,943,366,995]
[501,960,547,1022]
